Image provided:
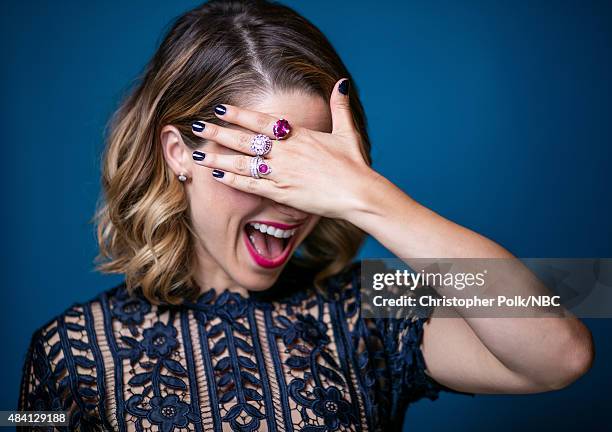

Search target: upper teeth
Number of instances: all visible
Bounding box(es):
[249,222,297,238]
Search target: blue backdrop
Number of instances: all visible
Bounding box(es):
[2,1,610,430]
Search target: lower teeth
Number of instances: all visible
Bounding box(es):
[249,234,265,255]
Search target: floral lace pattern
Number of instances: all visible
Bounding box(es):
[18,261,445,431]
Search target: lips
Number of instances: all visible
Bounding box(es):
[249,220,303,230]
[243,220,302,269]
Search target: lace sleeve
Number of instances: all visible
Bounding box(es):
[384,314,446,404]
[335,261,455,424]
[18,329,59,412]
[17,328,69,432]
[17,310,104,431]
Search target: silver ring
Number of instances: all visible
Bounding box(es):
[250,156,272,179]
[250,134,273,156]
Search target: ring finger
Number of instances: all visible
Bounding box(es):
[192,151,276,180]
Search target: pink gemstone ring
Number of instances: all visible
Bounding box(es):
[250,156,272,179]
[272,118,291,140]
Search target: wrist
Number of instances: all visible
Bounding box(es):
[344,168,416,228]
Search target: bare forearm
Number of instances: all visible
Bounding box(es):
[346,170,594,389]
[347,171,511,258]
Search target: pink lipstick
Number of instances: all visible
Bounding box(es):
[242,221,301,269]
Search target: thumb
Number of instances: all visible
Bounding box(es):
[330,78,356,136]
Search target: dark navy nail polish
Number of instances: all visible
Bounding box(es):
[338,79,349,95]
[192,151,206,161]
[212,169,225,178]
[192,121,205,132]
[214,104,227,115]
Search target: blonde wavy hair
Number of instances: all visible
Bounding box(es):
[94,0,372,305]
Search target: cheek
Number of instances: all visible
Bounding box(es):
[186,171,261,233]
[299,216,322,241]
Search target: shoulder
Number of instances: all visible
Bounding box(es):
[322,260,361,296]
[24,280,160,369]
[322,259,398,298]
[31,280,156,337]
[327,260,362,288]
[32,281,123,327]
[25,281,135,359]
[23,280,126,356]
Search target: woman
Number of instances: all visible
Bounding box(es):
[18,0,594,431]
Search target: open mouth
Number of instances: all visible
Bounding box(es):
[243,221,300,268]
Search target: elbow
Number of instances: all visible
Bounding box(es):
[545,321,594,391]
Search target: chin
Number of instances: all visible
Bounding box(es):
[232,270,284,293]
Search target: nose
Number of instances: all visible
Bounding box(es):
[269,200,310,222]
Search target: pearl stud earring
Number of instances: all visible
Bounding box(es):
[178,172,188,182]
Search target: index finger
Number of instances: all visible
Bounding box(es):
[213,103,300,139]
[191,120,259,156]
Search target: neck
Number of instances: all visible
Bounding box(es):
[192,241,251,298]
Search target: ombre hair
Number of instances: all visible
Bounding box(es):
[94,0,372,304]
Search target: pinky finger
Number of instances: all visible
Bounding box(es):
[211,169,276,198]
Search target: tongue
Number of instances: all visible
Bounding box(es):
[266,233,284,257]
[249,227,285,258]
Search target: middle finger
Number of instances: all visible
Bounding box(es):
[191,120,270,156]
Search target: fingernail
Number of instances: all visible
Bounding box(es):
[212,169,225,178]
[192,151,206,161]
[338,79,349,95]
[192,121,205,132]
[214,104,227,115]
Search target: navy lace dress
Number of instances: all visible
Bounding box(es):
[18,261,447,431]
